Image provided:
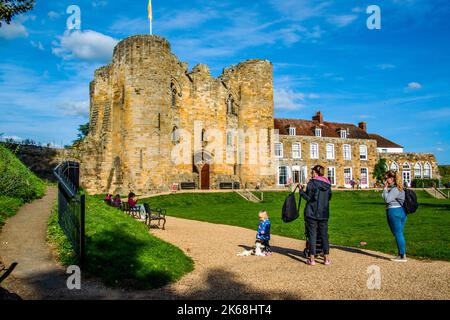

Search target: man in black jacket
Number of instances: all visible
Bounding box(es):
[299,165,332,266]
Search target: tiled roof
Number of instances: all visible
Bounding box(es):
[274,118,372,140]
[368,134,403,148]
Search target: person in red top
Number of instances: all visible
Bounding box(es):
[104,193,112,205]
[128,192,138,207]
[128,192,146,219]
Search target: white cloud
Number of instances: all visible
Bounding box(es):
[275,88,306,110]
[52,30,118,62]
[269,0,332,21]
[407,82,422,90]
[436,147,444,152]
[0,135,23,142]
[0,18,28,39]
[274,88,319,111]
[327,15,358,27]
[47,11,60,19]
[61,100,89,117]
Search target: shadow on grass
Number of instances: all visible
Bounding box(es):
[85,225,173,290]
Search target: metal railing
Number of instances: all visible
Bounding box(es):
[53,161,85,266]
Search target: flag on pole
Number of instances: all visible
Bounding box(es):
[148,0,153,35]
[148,0,152,21]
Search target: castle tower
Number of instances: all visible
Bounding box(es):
[80,35,277,194]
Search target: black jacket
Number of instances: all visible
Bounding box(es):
[299,179,332,220]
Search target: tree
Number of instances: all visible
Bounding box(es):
[71,122,90,146]
[373,158,387,187]
[0,0,35,26]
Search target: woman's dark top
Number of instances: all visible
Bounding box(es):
[299,179,332,220]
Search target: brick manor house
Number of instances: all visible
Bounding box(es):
[78,35,439,194]
[274,111,439,188]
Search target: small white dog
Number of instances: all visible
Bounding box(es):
[237,242,266,257]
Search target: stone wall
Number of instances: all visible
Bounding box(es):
[79,35,276,194]
[1,143,80,181]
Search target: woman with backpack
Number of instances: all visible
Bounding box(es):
[299,165,332,266]
[382,170,408,262]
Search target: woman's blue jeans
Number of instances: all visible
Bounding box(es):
[387,207,407,256]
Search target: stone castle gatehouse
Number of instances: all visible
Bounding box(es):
[79,35,276,194]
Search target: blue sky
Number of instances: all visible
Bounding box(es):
[0,0,449,163]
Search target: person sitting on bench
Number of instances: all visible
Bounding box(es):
[104,193,112,205]
[112,194,121,208]
[128,192,145,219]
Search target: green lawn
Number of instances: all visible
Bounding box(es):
[143,190,450,261]
[48,195,194,289]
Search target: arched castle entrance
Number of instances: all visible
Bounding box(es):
[194,150,213,190]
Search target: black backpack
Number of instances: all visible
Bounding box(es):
[399,188,419,214]
[282,185,301,222]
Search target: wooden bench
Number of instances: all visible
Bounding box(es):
[143,203,166,230]
[121,202,142,219]
[180,182,196,190]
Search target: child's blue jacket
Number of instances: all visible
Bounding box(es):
[256,219,271,241]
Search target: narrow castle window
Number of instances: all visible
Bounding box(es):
[171,84,177,108]
[172,126,180,143]
[201,129,207,144]
[227,95,234,115]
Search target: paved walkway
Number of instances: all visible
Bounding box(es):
[1,189,449,299]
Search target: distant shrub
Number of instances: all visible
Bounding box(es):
[412,179,440,188]
[0,144,45,201]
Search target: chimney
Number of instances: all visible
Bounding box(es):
[312,111,323,124]
[358,122,367,132]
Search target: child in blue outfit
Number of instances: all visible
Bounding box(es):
[256,210,272,254]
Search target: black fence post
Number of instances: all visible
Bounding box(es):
[79,194,86,268]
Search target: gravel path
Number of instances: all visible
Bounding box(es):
[1,191,449,300]
[141,217,450,300]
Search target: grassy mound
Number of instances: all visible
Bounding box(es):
[0,145,46,228]
[48,196,194,289]
[144,190,450,261]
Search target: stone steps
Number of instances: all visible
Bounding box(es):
[234,189,262,203]
[424,188,447,199]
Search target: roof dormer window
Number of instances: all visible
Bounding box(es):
[340,129,347,139]
[315,127,322,137]
[288,127,296,136]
